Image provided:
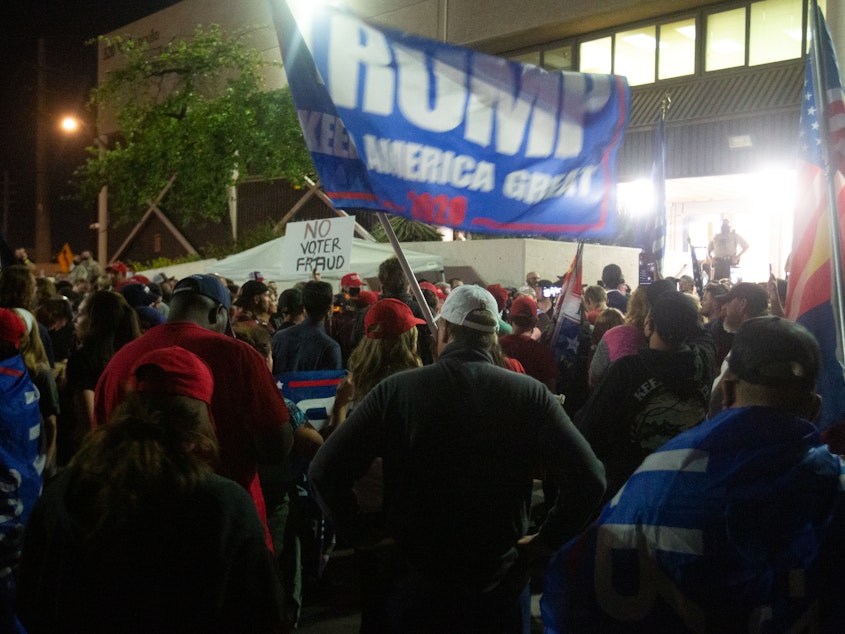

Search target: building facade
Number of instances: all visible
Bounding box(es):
[101,0,842,280]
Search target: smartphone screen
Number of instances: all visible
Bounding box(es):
[638,253,656,286]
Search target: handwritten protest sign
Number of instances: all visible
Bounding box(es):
[280,215,355,275]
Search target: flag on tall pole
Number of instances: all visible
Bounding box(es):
[270,0,630,239]
[637,96,669,278]
[688,236,703,298]
[550,242,584,367]
[651,98,668,276]
[785,0,845,429]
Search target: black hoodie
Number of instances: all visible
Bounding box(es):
[576,345,710,502]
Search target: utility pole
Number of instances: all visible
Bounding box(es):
[35,38,52,264]
[3,171,9,237]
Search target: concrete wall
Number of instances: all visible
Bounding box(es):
[399,238,640,290]
[140,238,640,295]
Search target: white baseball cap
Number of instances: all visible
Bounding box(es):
[434,284,499,333]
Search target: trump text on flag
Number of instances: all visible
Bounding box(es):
[277,1,629,238]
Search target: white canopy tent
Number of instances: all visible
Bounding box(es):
[207,235,444,287]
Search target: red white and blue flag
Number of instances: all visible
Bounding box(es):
[270,0,630,239]
[551,242,584,366]
[785,3,845,429]
[542,408,845,631]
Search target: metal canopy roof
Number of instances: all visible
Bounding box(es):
[618,60,805,181]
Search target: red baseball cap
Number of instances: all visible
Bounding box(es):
[358,290,378,306]
[485,284,509,312]
[0,308,26,350]
[510,295,538,319]
[106,261,128,275]
[364,298,425,339]
[341,273,365,288]
[419,281,446,301]
[130,346,214,405]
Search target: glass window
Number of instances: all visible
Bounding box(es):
[543,46,573,71]
[509,52,541,67]
[706,8,747,71]
[750,0,802,65]
[659,18,696,79]
[580,37,612,74]
[615,26,656,85]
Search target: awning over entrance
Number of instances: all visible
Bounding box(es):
[618,60,805,181]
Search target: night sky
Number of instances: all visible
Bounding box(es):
[0,0,182,257]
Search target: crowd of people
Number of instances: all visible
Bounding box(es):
[0,247,841,633]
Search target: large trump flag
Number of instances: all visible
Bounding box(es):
[270,0,630,239]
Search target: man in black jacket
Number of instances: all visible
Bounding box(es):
[310,285,605,632]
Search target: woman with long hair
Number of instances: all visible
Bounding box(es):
[0,264,56,367]
[588,284,651,388]
[0,265,36,311]
[323,298,424,633]
[14,309,59,477]
[62,291,140,462]
[17,347,282,633]
[327,298,424,431]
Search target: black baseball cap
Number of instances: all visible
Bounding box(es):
[234,280,269,307]
[728,317,819,390]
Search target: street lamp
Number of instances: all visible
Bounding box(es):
[59,115,109,265]
[60,117,81,134]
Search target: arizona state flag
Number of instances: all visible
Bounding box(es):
[785,2,845,429]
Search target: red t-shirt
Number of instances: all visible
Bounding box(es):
[504,356,526,374]
[499,334,558,390]
[94,322,291,548]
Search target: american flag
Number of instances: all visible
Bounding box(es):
[785,1,845,428]
[550,242,584,367]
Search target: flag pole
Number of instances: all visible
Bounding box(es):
[655,93,670,278]
[809,0,845,375]
[376,212,437,336]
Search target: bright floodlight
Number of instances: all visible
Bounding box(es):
[60,116,80,133]
[618,179,656,217]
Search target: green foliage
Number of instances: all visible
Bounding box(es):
[77,25,314,227]
[133,222,282,269]
[371,215,443,242]
[200,220,282,260]
[135,253,203,271]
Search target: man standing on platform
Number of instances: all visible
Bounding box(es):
[708,218,749,281]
